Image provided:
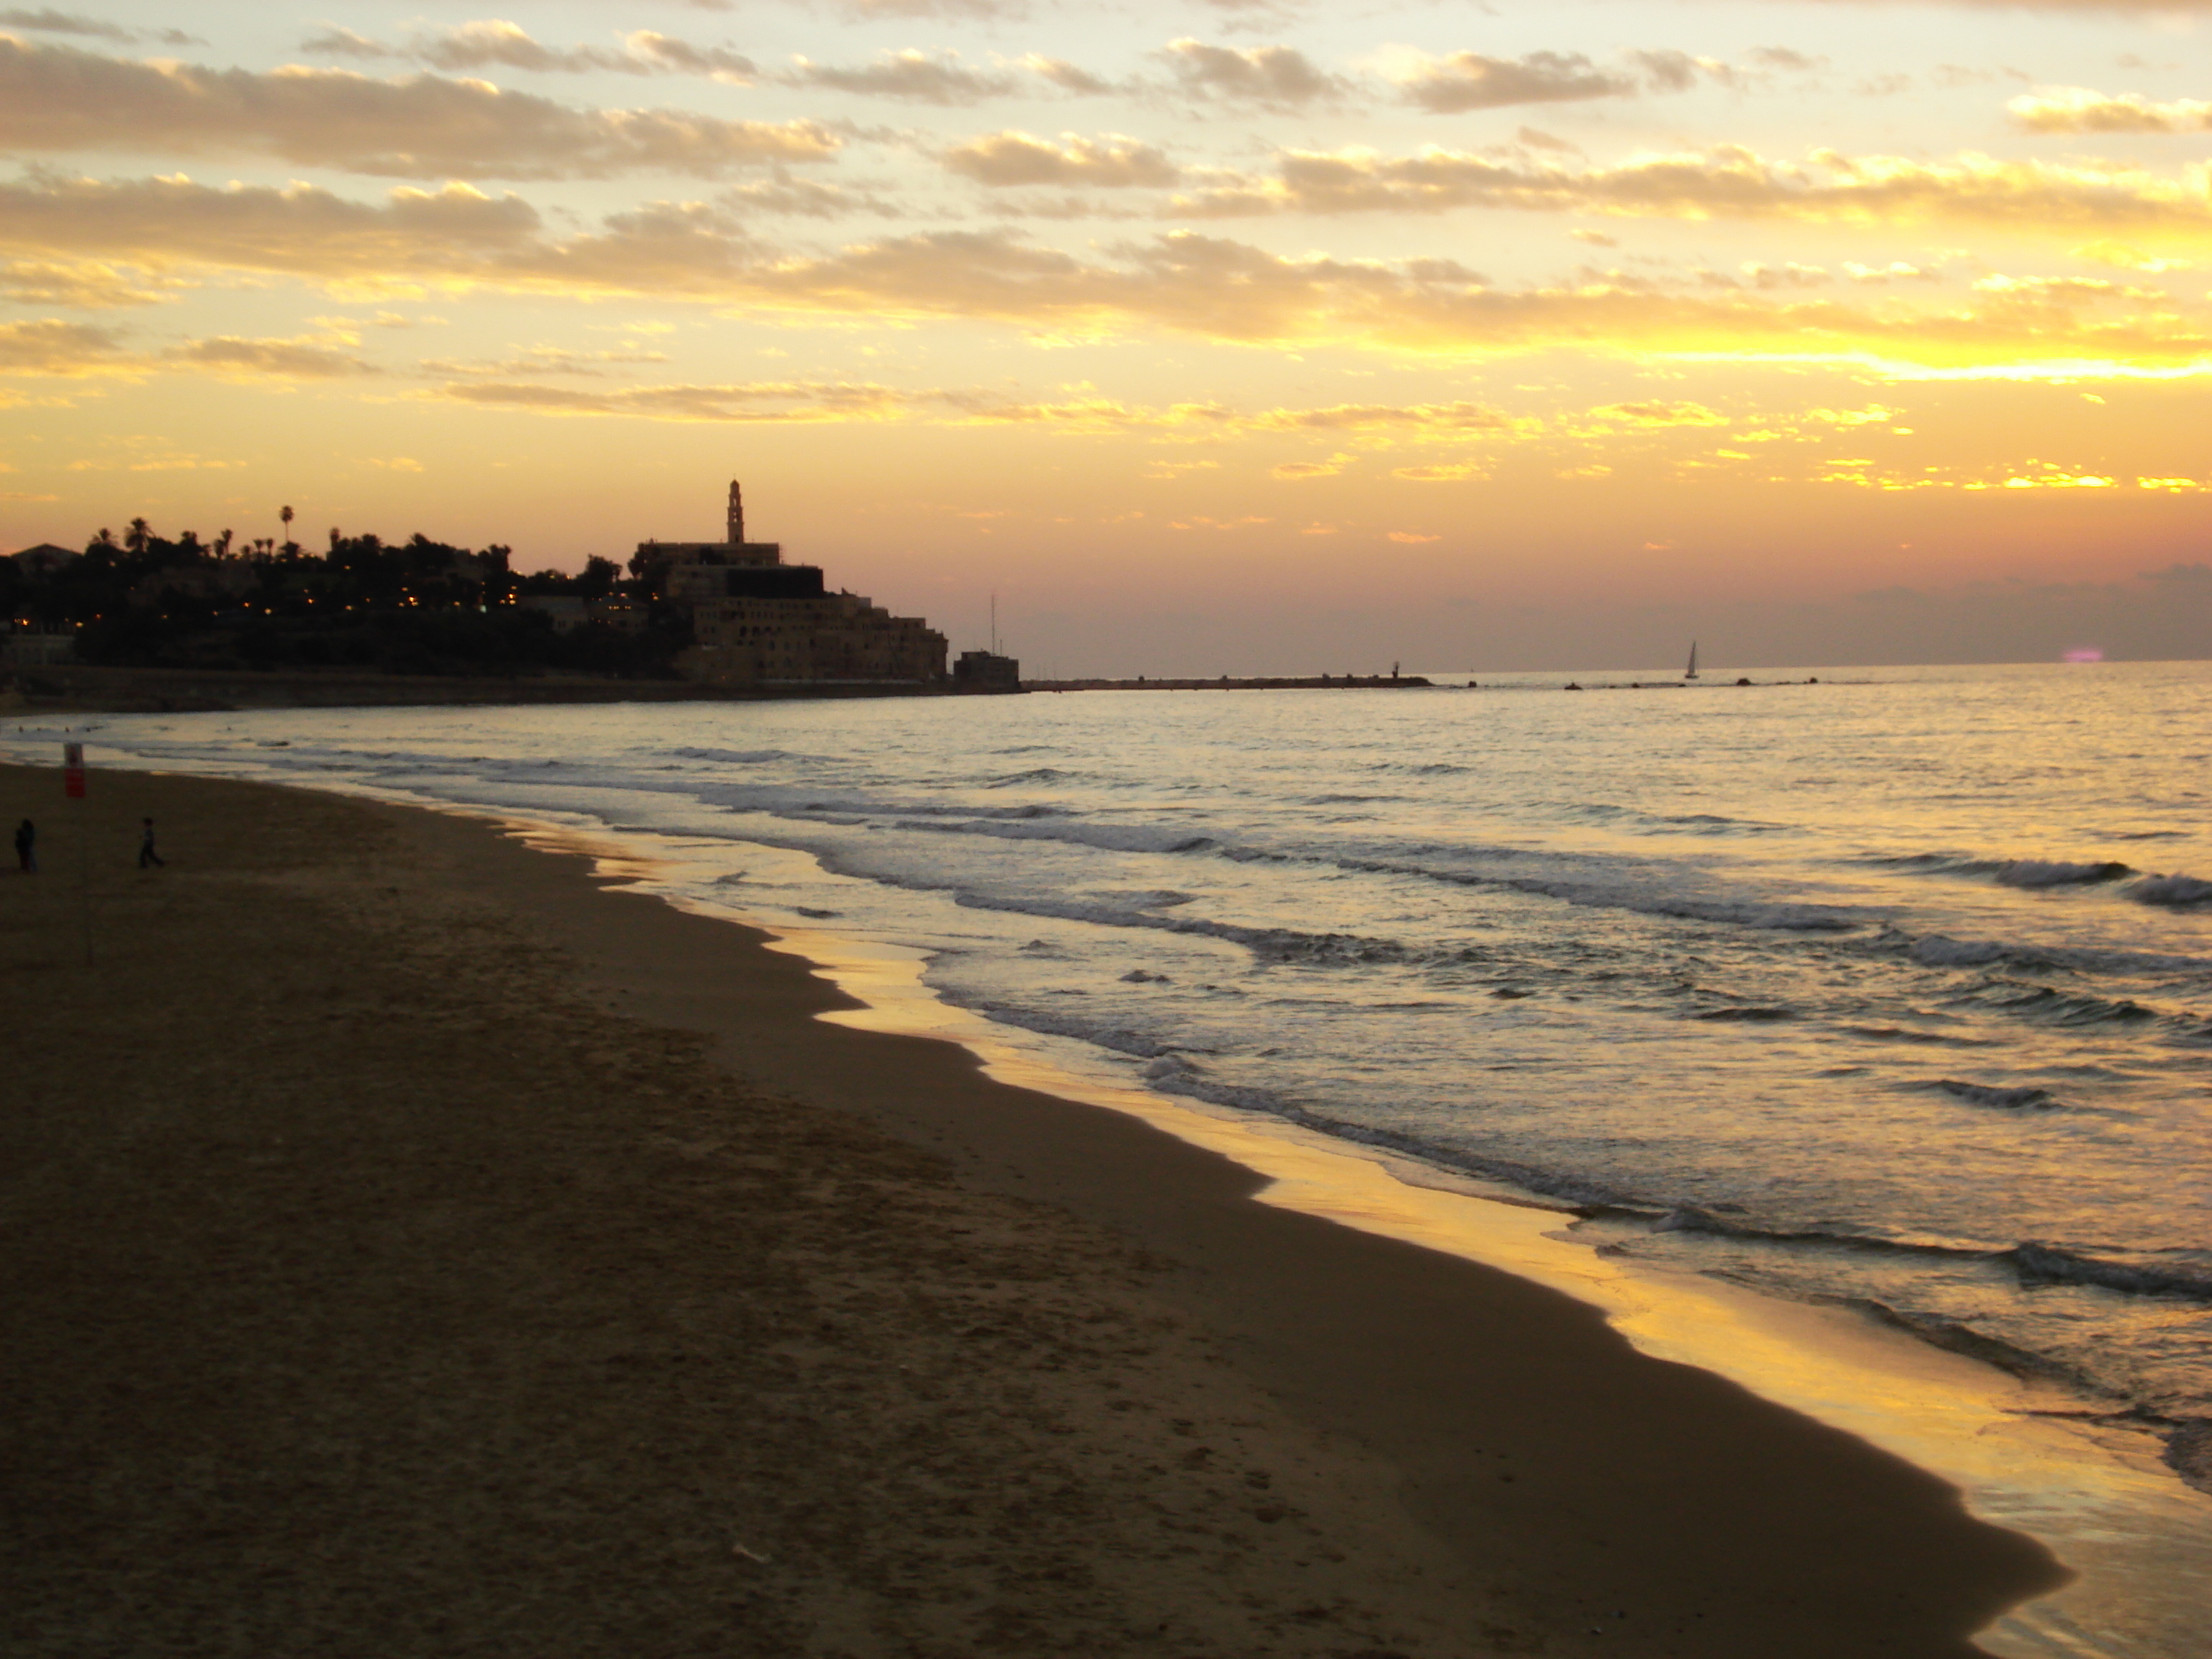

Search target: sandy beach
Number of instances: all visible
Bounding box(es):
[1,761,2062,1657]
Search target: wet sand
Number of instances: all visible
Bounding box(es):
[0,762,2063,1656]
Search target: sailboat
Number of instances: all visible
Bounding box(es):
[1684,641,1700,680]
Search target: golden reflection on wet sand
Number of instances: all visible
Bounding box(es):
[513,815,2211,1659]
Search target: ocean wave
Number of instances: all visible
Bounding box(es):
[1359,760,1473,776]
[1689,1006,1797,1022]
[1502,881,1864,931]
[1653,811,1789,835]
[1328,848,1868,931]
[1840,1023,1992,1048]
[1143,1074,1639,1208]
[2128,873,2212,908]
[1956,979,2159,1028]
[893,817,1215,855]
[1881,927,2212,982]
[671,747,789,765]
[1907,935,2023,968]
[2010,1242,2212,1301]
[1930,1079,2063,1110]
[1648,1206,1997,1260]
[937,989,1649,1208]
[835,808,1874,937]
[1858,851,1960,871]
[1992,858,2136,888]
[950,890,1417,965]
[935,992,1177,1058]
[1856,850,2137,887]
[986,767,1071,787]
[1555,801,1786,835]
[1842,1300,2098,1388]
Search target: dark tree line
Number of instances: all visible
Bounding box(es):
[4,525,686,678]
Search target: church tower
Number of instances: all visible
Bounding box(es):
[727,480,744,544]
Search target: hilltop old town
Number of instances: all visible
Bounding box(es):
[2,482,1021,694]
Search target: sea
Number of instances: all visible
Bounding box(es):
[11,659,2211,1655]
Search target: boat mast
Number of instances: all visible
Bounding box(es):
[1685,641,1699,680]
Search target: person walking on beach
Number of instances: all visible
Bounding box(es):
[14,818,32,873]
[138,816,165,870]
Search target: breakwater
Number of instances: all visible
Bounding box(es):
[1025,674,1434,692]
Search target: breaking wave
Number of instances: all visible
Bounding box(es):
[2130,873,2212,908]
[1954,979,2159,1028]
[2010,1243,2212,1301]
[1856,850,2136,886]
[1930,1078,2064,1110]
[671,747,790,765]
[1993,858,2136,888]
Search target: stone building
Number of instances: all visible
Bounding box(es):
[953,649,1022,692]
[644,484,947,687]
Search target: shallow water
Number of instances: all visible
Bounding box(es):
[14,659,2212,1650]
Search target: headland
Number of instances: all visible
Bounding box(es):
[4,483,980,706]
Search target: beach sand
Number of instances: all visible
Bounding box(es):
[1,763,2062,1657]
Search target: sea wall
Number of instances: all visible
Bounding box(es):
[1025,675,1434,692]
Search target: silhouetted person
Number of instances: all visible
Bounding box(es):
[138,817,165,869]
[14,819,32,873]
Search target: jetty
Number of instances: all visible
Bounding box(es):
[1025,674,1433,692]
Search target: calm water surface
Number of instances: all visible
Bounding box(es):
[14,660,2211,1647]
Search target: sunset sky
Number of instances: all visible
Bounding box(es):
[3,0,2210,672]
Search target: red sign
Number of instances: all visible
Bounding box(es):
[63,741,84,799]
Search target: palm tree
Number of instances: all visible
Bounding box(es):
[216,529,234,559]
[279,504,295,554]
[125,517,150,554]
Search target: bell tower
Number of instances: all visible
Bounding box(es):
[727,480,745,544]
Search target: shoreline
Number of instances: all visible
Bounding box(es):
[0,663,947,715]
[4,761,2067,1655]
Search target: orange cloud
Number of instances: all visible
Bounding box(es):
[163,336,377,377]
[0,315,127,374]
[943,132,1178,188]
[0,36,835,179]
[0,256,176,307]
[2009,88,2212,134]
[788,48,1011,104]
[1272,453,1354,478]
[1172,143,2212,245]
[301,20,758,82]
[436,379,915,422]
[1390,50,1632,112]
[1159,40,1346,109]
[8,176,2208,378]
[1586,400,1728,427]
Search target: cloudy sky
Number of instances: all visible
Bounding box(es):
[3,0,2210,671]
